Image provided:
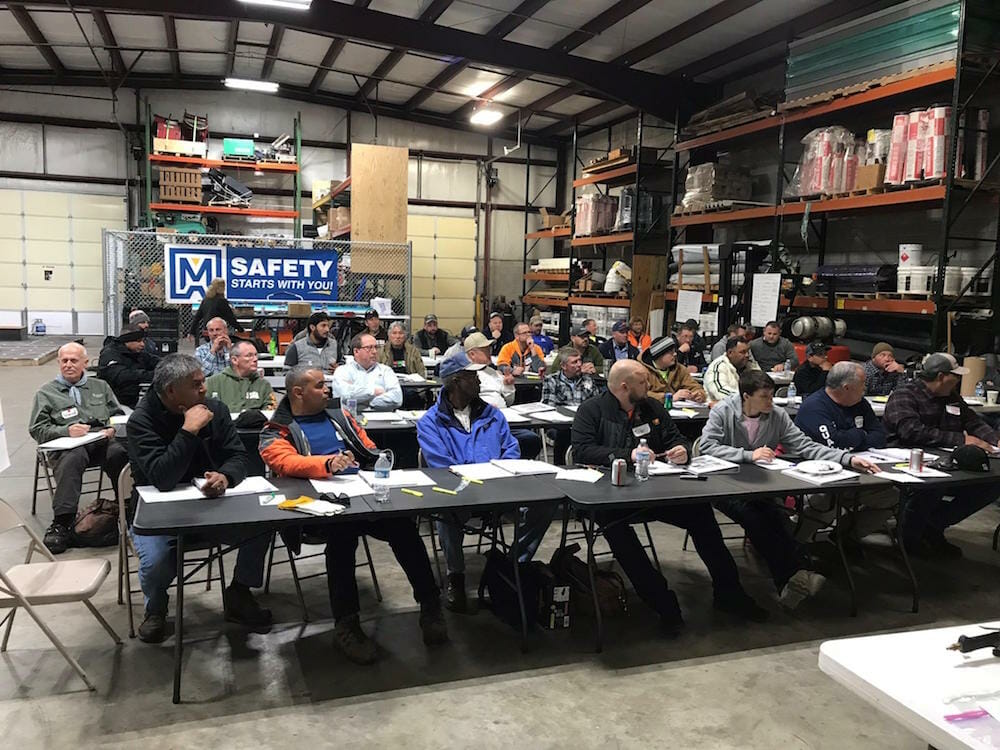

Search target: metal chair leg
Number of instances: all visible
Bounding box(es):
[285,548,309,623]
[993,521,1000,552]
[83,600,122,645]
[31,453,41,516]
[427,517,443,586]
[216,546,227,596]
[361,535,382,603]
[643,522,661,570]
[124,538,136,638]
[1,608,16,652]
[682,529,690,551]
[264,532,277,594]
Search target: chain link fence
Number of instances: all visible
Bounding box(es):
[102,230,411,340]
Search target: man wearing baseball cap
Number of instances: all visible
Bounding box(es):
[486,311,513,357]
[552,325,605,375]
[598,321,639,362]
[884,352,1000,557]
[363,309,387,342]
[640,335,705,404]
[529,315,554,355]
[413,313,455,357]
[864,342,905,396]
[792,342,832,397]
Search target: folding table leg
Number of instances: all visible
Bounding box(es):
[584,510,604,653]
[558,502,570,550]
[831,497,858,617]
[172,534,185,704]
[510,509,528,652]
[893,509,919,614]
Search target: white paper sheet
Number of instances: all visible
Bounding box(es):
[259,493,286,506]
[399,373,427,383]
[750,273,782,327]
[899,466,951,478]
[489,459,560,475]
[360,411,408,422]
[500,408,530,423]
[685,455,740,475]
[310,475,375,497]
[39,431,107,451]
[511,402,553,414]
[449,463,516,481]
[110,414,130,425]
[358,469,436,488]
[754,457,796,471]
[193,476,278,495]
[876,470,925,484]
[532,411,575,423]
[647,461,687,476]
[868,448,939,463]
[399,410,428,420]
[781,467,859,486]
[284,499,347,517]
[668,409,691,419]
[675,289,703,325]
[670,399,704,408]
[562,404,580,413]
[137,485,206,503]
[554,468,604,483]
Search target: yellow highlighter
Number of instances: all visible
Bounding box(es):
[461,476,484,485]
[401,488,423,497]
[433,486,458,495]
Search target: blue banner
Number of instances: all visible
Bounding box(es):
[165,244,339,304]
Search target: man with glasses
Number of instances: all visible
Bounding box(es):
[205,339,275,413]
[497,322,546,376]
[332,333,402,411]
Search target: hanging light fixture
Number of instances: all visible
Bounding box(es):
[224,78,280,93]
[470,102,504,126]
[239,0,312,10]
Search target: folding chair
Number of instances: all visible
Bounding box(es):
[683,437,746,551]
[116,466,227,638]
[32,447,105,516]
[0,497,121,691]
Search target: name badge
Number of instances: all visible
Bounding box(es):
[945,404,961,415]
[246,391,259,400]
[632,423,651,437]
[854,415,865,428]
[60,406,79,419]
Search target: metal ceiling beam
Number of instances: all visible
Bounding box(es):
[18,0,695,120]
[536,100,623,138]
[355,0,455,101]
[225,20,238,76]
[91,9,124,76]
[260,23,283,80]
[163,14,180,78]
[0,69,566,145]
[309,0,371,94]
[8,4,66,75]
[402,0,551,112]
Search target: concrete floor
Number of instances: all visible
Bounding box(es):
[2,337,997,748]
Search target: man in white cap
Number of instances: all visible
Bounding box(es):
[884,352,1000,558]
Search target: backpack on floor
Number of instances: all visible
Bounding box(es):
[480,548,543,630]
[549,543,628,617]
[73,496,120,548]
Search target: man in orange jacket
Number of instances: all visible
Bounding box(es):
[496,321,546,375]
[259,365,447,665]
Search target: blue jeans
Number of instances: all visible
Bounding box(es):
[436,503,558,575]
[899,486,1000,548]
[130,529,271,616]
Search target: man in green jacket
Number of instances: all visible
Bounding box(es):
[552,325,605,375]
[28,342,127,553]
[377,322,426,377]
[205,340,275,413]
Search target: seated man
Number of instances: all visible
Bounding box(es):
[413,314,454,356]
[711,323,748,361]
[98,324,158,407]
[598,321,639,362]
[363,308,388,342]
[284,311,338,372]
[205,339,275,413]
[462,332,540,459]
[700,370,879,608]
[884,352,1000,557]
[29,342,127,554]
[378,322,426,377]
[627,316,651,353]
[333,333,402,411]
[583,318,605,347]
[864,342,905,396]
[794,361,898,544]
[675,322,706,373]
[640,335,706,404]
[194,316,233,377]
[417,370,523,613]
[704,336,760,401]
[572,360,766,632]
[487,312,513,357]
[126,354,272,643]
[260,366,446,664]
[530,315,555,355]
[552,326,604,375]
[128,309,161,360]
[793,342,832,396]
[750,320,797,372]
[542,347,601,464]
[497,322,547,375]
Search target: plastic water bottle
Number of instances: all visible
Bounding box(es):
[785,358,793,372]
[373,450,392,503]
[787,381,797,401]
[976,380,986,399]
[636,438,651,482]
[268,337,277,356]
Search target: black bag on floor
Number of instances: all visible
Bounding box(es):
[73,496,120,548]
[480,548,544,630]
[549,543,628,617]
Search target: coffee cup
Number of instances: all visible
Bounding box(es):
[987,390,999,405]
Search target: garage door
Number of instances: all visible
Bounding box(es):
[409,215,477,336]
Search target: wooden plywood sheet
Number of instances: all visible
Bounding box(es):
[351,143,408,244]
[630,254,666,323]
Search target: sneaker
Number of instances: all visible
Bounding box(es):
[332,615,377,665]
[713,591,770,622]
[778,569,826,610]
[137,613,167,644]
[419,599,449,646]
[43,522,72,555]
[445,573,468,614]
[223,585,273,630]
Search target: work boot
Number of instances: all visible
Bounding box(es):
[332,614,377,665]
[137,613,167,644]
[419,599,449,646]
[223,584,273,631]
[714,589,770,622]
[445,572,468,614]
[654,589,684,637]
[43,522,72,555]
[778,569,826,610]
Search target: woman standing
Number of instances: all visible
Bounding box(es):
[187,277,244,339]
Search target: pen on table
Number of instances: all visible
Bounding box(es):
[461,476,483,485]
[400,488,423,497]
[433,486,458,495]
[944,709,990,722]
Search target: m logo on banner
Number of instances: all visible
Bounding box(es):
[165,246,225,303]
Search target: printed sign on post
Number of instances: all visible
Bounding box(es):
[750,273,782,328]
[165,245,339,304]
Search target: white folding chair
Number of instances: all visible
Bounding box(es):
[0,497,121,691]
[32,447,105,516]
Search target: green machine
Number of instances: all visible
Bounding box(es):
[222,138,255,159]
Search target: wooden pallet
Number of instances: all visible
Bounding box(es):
[832,187,887,198]
[884,178,946,191]
[673,200,769,215]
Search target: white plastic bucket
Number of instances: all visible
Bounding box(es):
[897,265,935,294]
[960,266,993,296]
[898,243,922,268]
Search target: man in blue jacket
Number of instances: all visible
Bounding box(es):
[794,361,899,546]
[417,370,551,612]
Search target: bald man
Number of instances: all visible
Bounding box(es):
[29,343,127,554]
[570,359,767,632]
[194,316,233,376]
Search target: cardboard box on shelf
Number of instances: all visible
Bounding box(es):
[287,302,312,317]
[854,163,886,192]
[313,179,344,202]
[153,138,208,157]
[328,206,351,230]
[539,207,571,229]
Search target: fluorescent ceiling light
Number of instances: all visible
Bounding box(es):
[224,78,279,93]
[470,107,504,126]
[239,0,312,9]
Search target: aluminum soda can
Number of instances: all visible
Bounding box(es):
[909,448,923,472]
[611,458,627,486]
[664,392,673,409]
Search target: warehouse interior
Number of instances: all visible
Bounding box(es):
[1,0,1000,747]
